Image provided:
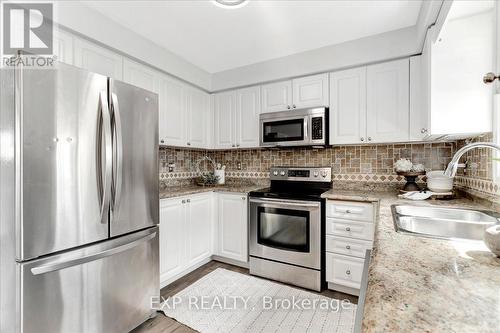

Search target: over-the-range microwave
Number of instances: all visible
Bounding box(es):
[259,107,328,148]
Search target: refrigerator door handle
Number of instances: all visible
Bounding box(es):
[110,92,123,212]
[97,91,113,224]
[30,231,157,275]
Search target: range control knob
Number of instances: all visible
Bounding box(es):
[313,171,319,177]
[280,170,286,176]
[273,170,279,176]
[321,171,328,178]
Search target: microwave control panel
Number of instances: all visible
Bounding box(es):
[311,117,323,140]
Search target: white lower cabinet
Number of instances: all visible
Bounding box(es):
[159,196,187,286]
[159,191,248,287]
[216,193,248,262]
[326,253,365,290]
[159,193,213,287]
[325,200,376,295]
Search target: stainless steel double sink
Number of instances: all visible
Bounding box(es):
[392,205,500,241]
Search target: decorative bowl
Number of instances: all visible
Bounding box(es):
[426,170,454,193]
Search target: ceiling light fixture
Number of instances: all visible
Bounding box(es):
[213,0,249,9]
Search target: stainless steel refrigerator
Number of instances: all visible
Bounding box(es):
[0,62,159,333]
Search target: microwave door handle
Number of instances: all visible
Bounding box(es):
[303,117,308,140]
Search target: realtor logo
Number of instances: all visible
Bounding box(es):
[3,3,53,55]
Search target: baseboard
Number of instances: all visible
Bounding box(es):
[327,282,360,296]
[160,256,212,289]
[211,255,249,269]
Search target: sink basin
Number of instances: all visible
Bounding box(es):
[392,205,500,241]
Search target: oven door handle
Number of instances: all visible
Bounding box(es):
[249,198,320,208]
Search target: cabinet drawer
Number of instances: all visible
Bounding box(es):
[326,253,364,289]
[326,236,372,258]
[326,218,374,241]
[326,201,374,222]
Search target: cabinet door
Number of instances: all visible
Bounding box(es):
[409,55,430,141]
[329,68,367,144]
[236,86,261,148]
[217,194,248,262]
[158,75,186,146]
[261,80,292,113]
[292,73,329,108]
[73,37,123,79]
[159,198,186,284]
[186,87,210,148]
[214,91,236,149]
[186,194,212,265]
[53,29,73,65]
[123,59,158,93]
[366,59,410,143]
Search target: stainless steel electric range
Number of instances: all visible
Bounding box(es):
[248,167,332,291]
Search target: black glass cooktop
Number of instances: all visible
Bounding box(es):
[249,181,330,202]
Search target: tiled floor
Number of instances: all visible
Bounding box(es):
[133,260,358,333]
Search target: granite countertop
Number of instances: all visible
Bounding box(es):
[322,189,500,333]
[160,184,266,199]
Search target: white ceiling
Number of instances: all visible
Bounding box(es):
[84,0,423,73]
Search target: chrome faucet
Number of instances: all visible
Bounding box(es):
[444,142,500,177]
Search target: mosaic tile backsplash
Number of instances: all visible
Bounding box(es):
[159,134,499,196]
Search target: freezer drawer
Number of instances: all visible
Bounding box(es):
[18,227,159,333]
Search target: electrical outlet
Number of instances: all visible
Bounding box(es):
[237,162,242,170]
[168,163,175,172]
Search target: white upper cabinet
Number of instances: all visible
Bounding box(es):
[410,10,494,140]
[214,91,237,149]
[158,75,186,146]
[329,68,367,144]
[73,37,123,79]
[123,59,159,93]
[366,59,409,143]
[292,73,329,109]
[217,193,248,262]
[261,74,328,113]
[186,87,210,148]
[236,86,261,148]
[409,55,430,141]
[53,29,74,65]
[261,80,293,113]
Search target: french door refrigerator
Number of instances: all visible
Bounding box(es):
[0,62,159,333]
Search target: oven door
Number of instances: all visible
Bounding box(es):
[249,197,321,270]
[260,116,309,147]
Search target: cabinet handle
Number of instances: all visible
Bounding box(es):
[345,227,351,232]
[367,137,372,141]
[345,209,351,214]
[242,197,246,200]
[232,144,235,148]
[346,270,351,275]
[186,199,191,203]
[181,200,186,204]
[287,105,291,109]
[236,143,240,147]
[187,142,191,146]
[292,104,296,109]
[160,139,165,144]
[360,137,364,142]
[345,245,351,250]
[421,128,428,134]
